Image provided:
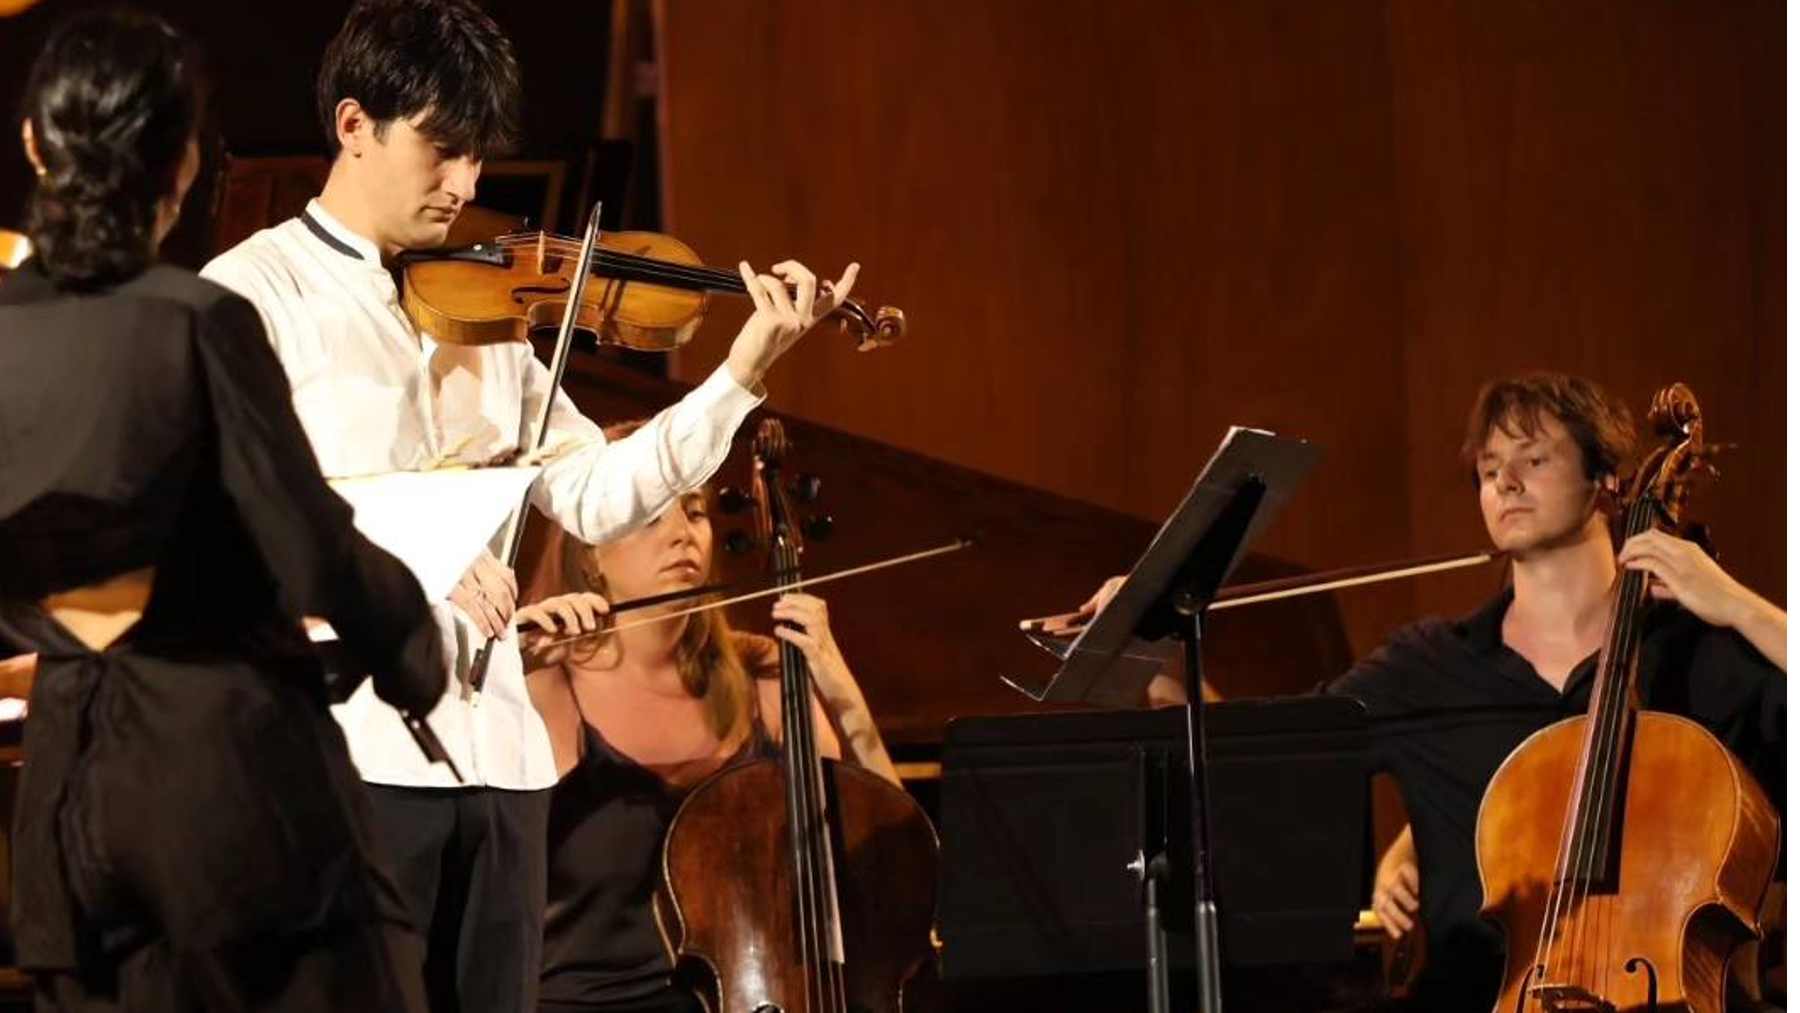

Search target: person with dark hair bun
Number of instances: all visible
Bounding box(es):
[18,7,204,290]
[203,2,862,1010]
[4,8,449,1009]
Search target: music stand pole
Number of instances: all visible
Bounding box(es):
[1009,428,1315,1013]
[1177,594,1224,1013]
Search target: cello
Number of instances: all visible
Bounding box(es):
[658,419,939,1013]
[1474,383,1780,1012]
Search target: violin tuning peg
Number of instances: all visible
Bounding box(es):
[724,530,755,555]
[803,513,834,542]
[716,486,751,515]
[792,474,823,503]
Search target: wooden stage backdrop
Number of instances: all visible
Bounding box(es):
[652,0,1785,665]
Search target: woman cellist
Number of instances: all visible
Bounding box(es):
[514,422,899,1013]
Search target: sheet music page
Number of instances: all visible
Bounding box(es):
[328,465,541,602]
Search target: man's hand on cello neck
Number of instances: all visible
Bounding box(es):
[1618,529,1787,671]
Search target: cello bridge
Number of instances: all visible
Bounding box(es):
[1528,983,1614,1012]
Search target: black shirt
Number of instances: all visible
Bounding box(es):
[540,634,778,1011]
[0,260,441,968]
[1327,588,1784,1009]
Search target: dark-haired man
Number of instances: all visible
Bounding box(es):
[1332,373,1785,1010]
[202,2,856,1009]
[1057,373,1785,1009]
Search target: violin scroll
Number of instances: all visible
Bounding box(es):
[832,292,906,351]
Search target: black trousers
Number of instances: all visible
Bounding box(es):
[33,920,426,1013]
[366,784,551,1013]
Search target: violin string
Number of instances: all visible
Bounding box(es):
[494,235,745,291]
[496,233,746,286]
[522,243,745,292]
[504,234,853,307]
[492,236,870,332]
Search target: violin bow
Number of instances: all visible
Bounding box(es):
[524,537,974,651]
[1018,549,1499,636]
[464,202,605,698]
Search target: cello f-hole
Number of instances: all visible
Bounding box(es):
[1514,965,1538,1013]
[1622,956,1657,1011]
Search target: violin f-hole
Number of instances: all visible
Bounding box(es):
[510,279,571,305]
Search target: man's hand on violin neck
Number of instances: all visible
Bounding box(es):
[725,259,859,390]
[450,549,519,639]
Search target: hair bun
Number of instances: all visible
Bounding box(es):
[20,9,203,290]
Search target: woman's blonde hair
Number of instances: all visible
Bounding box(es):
[557,519,752,742]
[522,418,752,743]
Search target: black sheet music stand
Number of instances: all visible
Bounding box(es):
[999,427,1319,1013]
[934,701,1368,987]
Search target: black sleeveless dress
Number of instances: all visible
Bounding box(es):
[538,649,776,1013]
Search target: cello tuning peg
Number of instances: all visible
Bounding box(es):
[724,530,755,555]
[792,474,823,503]
[803,513,835,542]
[716,486,751,515]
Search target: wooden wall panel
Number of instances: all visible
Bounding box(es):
[656,0,1421,652]
[1386,0,1787,617]
[656,0,1784,668]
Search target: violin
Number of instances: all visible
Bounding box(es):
[426,204,902,695]
[1474,383,1779,1013]
[399,228,906,350]
[657,419,939,1013]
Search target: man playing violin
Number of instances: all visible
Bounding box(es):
[1332,372,1785,1010]
[201,2,857,1009]
[1061,372,1784,1010]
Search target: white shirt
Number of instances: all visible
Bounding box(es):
[201,199,761,789]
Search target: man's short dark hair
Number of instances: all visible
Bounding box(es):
[315,0,521,159]
[1461,372,1638,485]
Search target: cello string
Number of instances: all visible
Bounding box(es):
[1582,495,1655,996]
[782,539,848,1011]
[1557,495,1630,992]
[1566,494,1653,997]
[1534,500,1638,990]
[774,541,830,1009]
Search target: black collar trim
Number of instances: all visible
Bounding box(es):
[299,210,364,260]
